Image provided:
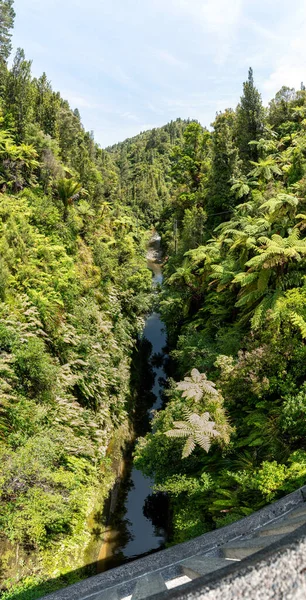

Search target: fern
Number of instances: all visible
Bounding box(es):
[176,368,218,401]
[165,408,220,458]
[260,193,299,216]
[289,312,306,339]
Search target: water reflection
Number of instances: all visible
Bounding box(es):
[97,233,168,569]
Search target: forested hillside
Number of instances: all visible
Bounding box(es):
[135,72,306,544]
[2,0,306,596]
[0,1,158,597]
[107,119,190,225]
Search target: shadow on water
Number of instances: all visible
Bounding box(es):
[95,232,170,572]
[4,233,170,599]
[4,544,171,600]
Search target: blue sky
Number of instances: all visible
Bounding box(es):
[11,0,306,147]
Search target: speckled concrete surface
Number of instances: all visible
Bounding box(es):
[182,538,306,600]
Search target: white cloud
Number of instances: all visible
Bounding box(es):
[120,112,139,121]
[263,64,306,99]
[147,102,165,116]
[245,19,283,42]
[13,0,306,146]
[61,93,105,110]
[163,0,244,64]
[262,6,306,99]
[155,50,188,69]
[257,1,306,100]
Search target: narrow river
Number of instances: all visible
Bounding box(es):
[97,232,168,570]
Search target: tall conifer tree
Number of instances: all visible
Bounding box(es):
[0,0,15,64]
[207,109,240,227]
[236,67,265,168]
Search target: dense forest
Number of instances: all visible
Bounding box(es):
[0,1,165,597]
[2,0,306,597]
[135,73,306,543]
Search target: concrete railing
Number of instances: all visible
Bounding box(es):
[43,485,306,600]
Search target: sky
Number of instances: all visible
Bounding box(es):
[11,0,306,147]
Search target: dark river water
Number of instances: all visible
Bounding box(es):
[97,232,168,570]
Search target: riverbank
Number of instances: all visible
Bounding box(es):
[97,231,169,570]
[0,232,166,600]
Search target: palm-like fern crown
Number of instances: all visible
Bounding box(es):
[165,369,232,458]
[166,408,220,458]
[176,368,218,401]
[249,156,282,181]
[260,193,299,217]
[230,227,306,330]
[57,178,83,203]
[245,230,306,271]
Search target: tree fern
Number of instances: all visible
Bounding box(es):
[249,157,282,181]
[56,177,85,221]
[260,193,299,217]
[176,368,218,401]
[165,408,220,458]
[295,213,306,230]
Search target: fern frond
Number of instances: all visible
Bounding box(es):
[235,289,264,308]
[176,369,218,401]
[182,436,196,458]
[165,406,221,458]
[289,312,306,338]
[165,428,190,439]
[194,433,211,453]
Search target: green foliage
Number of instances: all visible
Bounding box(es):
[236,67,265,167]
[171,505,210,544]
[0,129,39,191]
[107,119,189,226]
[14,337,57,400]
[281,384,306,439]
[5,48,33,138]
[165,408,221,458]
[249,157,282,181]
[136,70,306,547]
[163,368,231,458]
[3,17,306,593]
[251,461,287,501]
[207,109,241,225]
[56,177,84,221]
[0,0,15,65]
[0,28,155,595]
[155,472,213,496]
[0,435,93,548]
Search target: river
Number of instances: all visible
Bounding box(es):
[97,232,168,571]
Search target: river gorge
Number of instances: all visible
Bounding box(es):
[96,232,169,572]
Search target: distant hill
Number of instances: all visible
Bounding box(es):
[106,119,199,224]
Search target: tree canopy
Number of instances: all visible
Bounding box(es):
[2,1,306,593]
